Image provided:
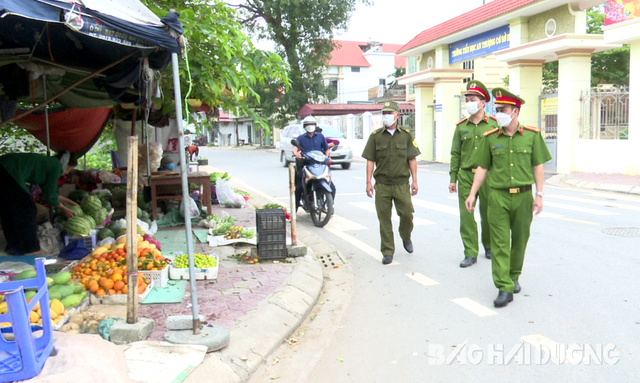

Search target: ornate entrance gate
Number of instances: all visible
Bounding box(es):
[580,87,629,140]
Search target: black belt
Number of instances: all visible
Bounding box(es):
[497,185,532,194]
[462,167,477,173]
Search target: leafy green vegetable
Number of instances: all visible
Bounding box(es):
[210,172,232,184]
[213,222,233,236]
[240,228,255,239]
[259,203,285,210]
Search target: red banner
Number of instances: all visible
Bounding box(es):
[605,0,640,26]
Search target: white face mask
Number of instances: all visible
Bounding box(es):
[304,124,315,133]
[465,101,481,115]
[495,111,514,127]
[382,114,396,127]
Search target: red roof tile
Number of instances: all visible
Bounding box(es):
[398,0,541,54]
[329,41,372,67]
[380,43,407,68]
[299,103,414,116]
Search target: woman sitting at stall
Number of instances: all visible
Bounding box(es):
[0,151,77,255]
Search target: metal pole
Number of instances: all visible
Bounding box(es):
[171,52,200,334]
[289,163,297,246]
[43,75,50,156]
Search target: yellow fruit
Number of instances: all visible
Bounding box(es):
[50,310,59,320]
[29,311,40,324]
[92,247,108,256]
[50,299,65,316]
[114,243,125,250]
[148,244,156,251]
[116,237,126,245]
[137,236,144,243]
[0,302,7,315]
[0,322,11,327]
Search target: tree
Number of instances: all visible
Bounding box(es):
[236,0,369,127]
[141,0,289,131]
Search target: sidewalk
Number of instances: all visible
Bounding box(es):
[549,172,640,195]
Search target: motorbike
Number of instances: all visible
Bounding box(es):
[291,139,334,227]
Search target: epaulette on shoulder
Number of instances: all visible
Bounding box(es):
[483,128,499,136]
[489,116,497,120]
[372,127,383,134]
[404,128,411,133]
[456,118,467,125]
[523,125,541,133]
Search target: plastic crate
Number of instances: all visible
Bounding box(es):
[257,240,287,261]
[63,230,97,250]
[140,266,169,288]
[0,258,54,382]
[256,209,286,233]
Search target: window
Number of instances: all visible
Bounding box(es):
[330,80,338,94]
[462,60,475,84]
[379,79,386,86]
[351,66,360,73]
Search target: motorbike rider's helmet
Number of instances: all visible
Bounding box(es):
[302,115,317,133]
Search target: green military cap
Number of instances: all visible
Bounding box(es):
[464,80,490,101]
[492,87,525,107]
[381,100,400,112]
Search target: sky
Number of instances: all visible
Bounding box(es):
[335,0,487,45]
[239,0,490,51]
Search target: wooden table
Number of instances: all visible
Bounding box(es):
[150,171,211,220]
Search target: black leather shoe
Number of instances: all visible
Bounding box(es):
[459,256,477,268]
[485,248,491,259]
[513,280,521,294]
[494,291,513,308]
[382,255,393,265]
[403,240,413,253]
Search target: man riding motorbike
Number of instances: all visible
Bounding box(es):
[293,116,336,211]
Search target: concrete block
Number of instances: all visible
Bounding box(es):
[166,315,205,330]
[268,285,315,318]
[286,245,307,257]
[595,184,633,193]
[183,353,241,383]
[564,177,580,186]
[110,318,154,345]
[286,267,324,299]
[293,258,323,282]
[629,187,640,195]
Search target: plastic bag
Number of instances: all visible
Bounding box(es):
[179,197,201,218]
[99,170,121,184]
[216,179,246,208]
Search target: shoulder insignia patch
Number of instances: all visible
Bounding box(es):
[372,127,383,134]
[483,128,499,137]
[404,128,411,133]
[456,118,468,125]
[523,125,541,133]
[489,115,497,120]
[412,140,418,148]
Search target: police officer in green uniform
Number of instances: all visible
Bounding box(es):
[465,88,552,308]
[362,101,421,265]
[449,80,497,268]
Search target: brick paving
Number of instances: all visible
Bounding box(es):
[570,172,640,186]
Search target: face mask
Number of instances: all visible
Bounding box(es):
[305,125,315,133]
[166,163,175,171]
[465,101,481,115]
[382,114,396,127]
[495,111,514,127]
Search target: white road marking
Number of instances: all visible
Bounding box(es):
[406,272,439,286]
[536,212,598,225]
[544,201,618,216]
[324,214,367,231]
[349,201,435,225]
[547,194,640,212]
[353,176,366,181]
[521,334,561,361]
[325,226,400,265]
[452,298,497,317]
[434,171,448,174]
[412,199,459,215]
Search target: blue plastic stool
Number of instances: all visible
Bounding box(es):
[0,258,54,382]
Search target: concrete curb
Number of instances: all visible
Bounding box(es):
[554,174,640,195]
[184,247,323,383]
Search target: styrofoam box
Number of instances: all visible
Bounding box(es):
[139,266,168,288]
[169,262,218,281]
[89,280,154,305]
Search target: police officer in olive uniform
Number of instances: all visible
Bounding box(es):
[362,101,421,265]
[465,88,552,308]
[449,80,498,268]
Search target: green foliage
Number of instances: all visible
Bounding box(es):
[0,124,47,155]
[141,0,289,133]
[77,123,117,170]
[587,6,628,87]
[238,0,369,127]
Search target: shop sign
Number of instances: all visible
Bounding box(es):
[449,25,510,64]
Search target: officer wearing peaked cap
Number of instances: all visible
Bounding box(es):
[465,87,552,308]
[449,80,497,269]
[362,100,421,265]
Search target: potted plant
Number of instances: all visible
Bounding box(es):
[197,157,208,166]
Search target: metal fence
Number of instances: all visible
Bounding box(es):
[580,87,629,140]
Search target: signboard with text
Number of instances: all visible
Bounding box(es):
[449,25,510,64]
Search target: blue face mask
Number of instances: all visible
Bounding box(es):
[166,163,175,171]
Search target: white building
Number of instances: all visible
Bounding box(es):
[324,40,407,103]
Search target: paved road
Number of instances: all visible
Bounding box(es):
[202,147,640,382]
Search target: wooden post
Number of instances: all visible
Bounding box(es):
[126,136,139,324]
[289,163,297,246]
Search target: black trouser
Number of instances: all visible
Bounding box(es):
[0,165,40,254]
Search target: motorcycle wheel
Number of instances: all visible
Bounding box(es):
[310,189,334,227]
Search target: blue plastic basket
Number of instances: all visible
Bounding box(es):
[0,258,54,382]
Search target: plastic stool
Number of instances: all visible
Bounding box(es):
[0,258,53,382]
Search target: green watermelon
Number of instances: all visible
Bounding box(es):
[107,221,121,234]
[139,210,149,220]
[90,208,108,226]
[65,216,91,236]
[137,193,150,210]
[67,190,90,204]
[98,227,115,240]
[82,215,96,230]
[100,199,112,211]
[70,205,84,216]
[81,195,102,213]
